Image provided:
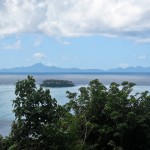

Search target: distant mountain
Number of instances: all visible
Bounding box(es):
[0,63,150,73]
[107,66,150,72]
[0,63,104,73]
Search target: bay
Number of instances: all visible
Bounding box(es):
[0,73,150,136]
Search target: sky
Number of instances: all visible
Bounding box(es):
[0,0,150,70]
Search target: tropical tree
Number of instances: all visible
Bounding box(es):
[11,76,63,149]
[65,79,150,150]
[7,76,150,150]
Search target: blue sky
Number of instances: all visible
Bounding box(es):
[0,0,150,70]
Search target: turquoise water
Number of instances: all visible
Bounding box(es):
[0,84,86,136]
[0,73,150,136]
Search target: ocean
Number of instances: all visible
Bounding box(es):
[0,73,150,137]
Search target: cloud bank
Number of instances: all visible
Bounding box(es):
[1,0,150,40]
[33,52,46,59]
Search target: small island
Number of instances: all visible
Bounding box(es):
[40,79,75,87]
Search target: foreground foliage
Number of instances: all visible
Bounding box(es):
[1,76,150,150]
[65,80,150,150]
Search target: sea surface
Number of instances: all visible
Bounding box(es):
[0,73,150,136]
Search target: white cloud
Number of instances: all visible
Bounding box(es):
[119,63,129,68]
[138,55,146,59]
[57,38,71,45]
[60,40,70,45]
[2,40,21,49]
[33,52,46,60]
[135,38,150,43]
[62,41,70,45]
[1,0,150,40]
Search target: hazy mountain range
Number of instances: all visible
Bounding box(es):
[0,63,150,73]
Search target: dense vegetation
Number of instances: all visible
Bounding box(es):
[41,79,75,87]
[0,76,150,149]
